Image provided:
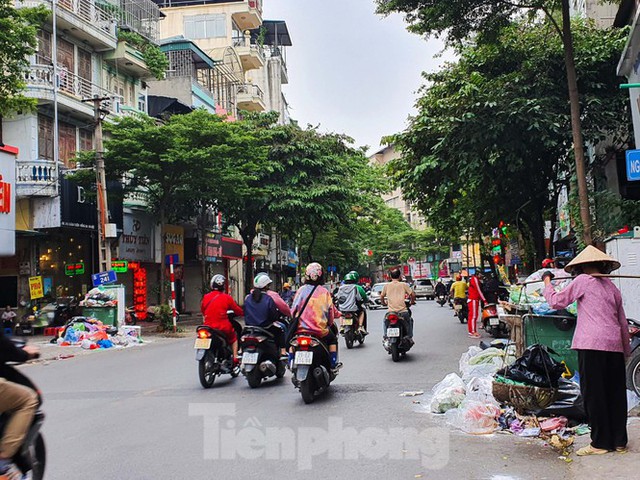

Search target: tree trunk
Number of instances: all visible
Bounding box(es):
[561,0,592,246]
[159,206,166,304]
[522,209,547,268]
[306,229,317,263]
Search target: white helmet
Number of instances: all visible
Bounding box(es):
[210,274,226,290]
[253,272,272,289]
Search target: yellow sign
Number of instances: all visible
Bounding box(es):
[163,224,184,262]
[29,276,44,300]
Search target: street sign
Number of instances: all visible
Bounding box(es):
[111,260,129,273]
[626,149,640,181]
[164,253,179,266]
[65,262,85,276]
[29,276,44,300]
[91,270,117,287]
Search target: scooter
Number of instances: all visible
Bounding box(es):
[290,332,338,404]
[0,339,46,479]
[194,311,240,388]
[626,318,640,397]
[436,294,447,307]
[339,310,367,349]
[481,303,510,338]
[453,298,468,323]
[240,326,287,388]
[382,308,414,362]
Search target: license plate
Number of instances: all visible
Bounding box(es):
[489,318,499,326]
[387,328,400,338]
[242,352,259,365]
[342,318,353,326]
[454,304,462,311]
[194,338,211,349]
[295,351,313,365]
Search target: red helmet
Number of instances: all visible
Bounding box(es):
[542,258,554,268]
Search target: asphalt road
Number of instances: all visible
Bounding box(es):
[20,300,627,479]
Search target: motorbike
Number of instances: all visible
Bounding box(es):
[481,303,510,338]
[0,339,46,479]
[290,332,338,404]
[339,310,367,349]
[626,317,640,396]
[382,300,414,362]
[194,311,240,388]
[436,293,447,307]
[453,298,468,323]
[240,326,287,388]
[124,307,138,325]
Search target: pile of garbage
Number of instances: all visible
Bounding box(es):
[508,268,577,316]
[80,287,118,308]
[429,342,586,442]
[55,317,142,350]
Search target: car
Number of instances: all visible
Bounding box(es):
[367,282,388,309]
[413,279,435,300]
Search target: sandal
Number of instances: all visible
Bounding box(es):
[616,447,628,453]
[576,445,609,456]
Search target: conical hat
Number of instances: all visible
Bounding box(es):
[564,245,620,274]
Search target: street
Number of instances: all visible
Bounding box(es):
[22,300,637,480]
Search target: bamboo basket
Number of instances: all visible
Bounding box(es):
[492,381,557,413]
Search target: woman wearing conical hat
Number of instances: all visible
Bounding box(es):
[542,246,630,456]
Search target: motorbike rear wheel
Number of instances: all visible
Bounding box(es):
[198,354,217,388]
[31,433,46,480]
[626,349,640,396]
[300,378,315,404]
[345,331,354,349]
[247,368,262,389]
[391,343,400,362]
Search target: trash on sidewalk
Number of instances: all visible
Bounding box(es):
[52,317,144,351]
[430,373,466,413]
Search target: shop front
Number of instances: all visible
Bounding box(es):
[0,144,17,306]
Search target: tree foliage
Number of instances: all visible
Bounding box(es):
[386,19,629,261]
[0,0,49,116]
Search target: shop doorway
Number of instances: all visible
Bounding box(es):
[0,276,18,307]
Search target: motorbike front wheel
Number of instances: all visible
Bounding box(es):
[300,378,315,404]
[345,331,354,349]
[198,354,217,388]
[626,349,640,396]
[30,433,46,480]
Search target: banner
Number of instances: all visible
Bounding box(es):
[0,145,17,256]
[29,276,44,300]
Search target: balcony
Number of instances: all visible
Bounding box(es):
[104,41,151,77]
[118,105,148,119]
[232,0,262,30]
[25,65,122,119]
[237,83,265,112]
[16,0,117,51]
[16,160,58,198]
[233,36,265,71]
[124,189,149,208]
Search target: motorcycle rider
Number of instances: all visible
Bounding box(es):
[450,274,468,316]
[434,279,448,300]
[279,282,295,306]
[244,273,292,359]
[201,275,244,365]
[380,269,416,344]
[0,328,40,480]
[335,271,368,335]
[290,262,341,369]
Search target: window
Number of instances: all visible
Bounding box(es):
[79,129,93,152]
[37,30,51,64]
[58,122,77,167]
[184,14,226,40]
[38,115,54,160]
[38,115,88,167]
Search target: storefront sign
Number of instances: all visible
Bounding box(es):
[0,145,17,256]
[60,177,123,231]
[287,249,298,268]
[65,262,85,276]
[163,224,184,262]
[29,276,44,300]
[120,212,154,262]
[626,149,640,181]
[200,231,222,262]
[222,237,243,259]
[111,260,129,273]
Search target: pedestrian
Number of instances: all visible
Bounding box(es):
[542,245,629,456]
[1,306,16,334]
[280,282,295,306]
[467,271,486,338]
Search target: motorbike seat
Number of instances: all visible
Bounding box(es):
[196,325,229,346]
[241,326,275,338]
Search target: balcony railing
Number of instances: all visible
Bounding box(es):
[237,83,264,99]
[16,160,58,197]
[25,65,122,114]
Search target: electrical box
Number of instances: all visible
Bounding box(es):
[105,223,118,238]
[605,231,640,321]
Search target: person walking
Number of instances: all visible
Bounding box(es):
[542,245,630,456]
[467,272,486,338]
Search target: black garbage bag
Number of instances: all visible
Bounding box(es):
[504,344,566,388]
[536,377,586,422]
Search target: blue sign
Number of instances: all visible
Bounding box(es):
[91,270,117,287]
[164,253,179,266]
[626,149,640,181]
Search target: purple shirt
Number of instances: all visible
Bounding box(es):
[543,274,630,356]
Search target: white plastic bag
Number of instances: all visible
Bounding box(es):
[465,376,498,405]
[445,400,501,435]
[430,373,466,413]
[459,346,482,373]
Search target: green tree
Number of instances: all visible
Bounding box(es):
[384,19,628,261]
[0,0,48,115]
[376,0,614,245]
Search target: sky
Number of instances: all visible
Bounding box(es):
[262,0,450,155]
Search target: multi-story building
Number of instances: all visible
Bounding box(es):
[1,0,163,308]
[571,0,619,27]
[369,145,427,230]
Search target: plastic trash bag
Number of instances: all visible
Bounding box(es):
[430,373,466,413]
[504,344,565,388]
[459,346,483,373]
[445,400,501,435]
[465,376,498,405]
[468,347,505,365]
[537,378,586,421]
[64,328,78,343]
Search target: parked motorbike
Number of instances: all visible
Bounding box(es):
[290,333,338,404]
[0,339,46,479]
[382,310,414,362]
[194,311,240,388]
[240,326,286,388]
[453,298,468,323]
[436,294,447,307]
[626,317,640,396]
[124,307,138,325]
[481,303,510,338]
[339,311,367,349]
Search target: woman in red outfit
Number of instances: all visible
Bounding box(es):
[201,275,244,363]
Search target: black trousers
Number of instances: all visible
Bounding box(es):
[578,349,628,450]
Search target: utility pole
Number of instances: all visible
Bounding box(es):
[84,96,112,273]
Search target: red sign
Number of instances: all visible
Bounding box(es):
[0,175,11,214]
[133,266,148,320]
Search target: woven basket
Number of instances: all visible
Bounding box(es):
[492,381,557,413]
